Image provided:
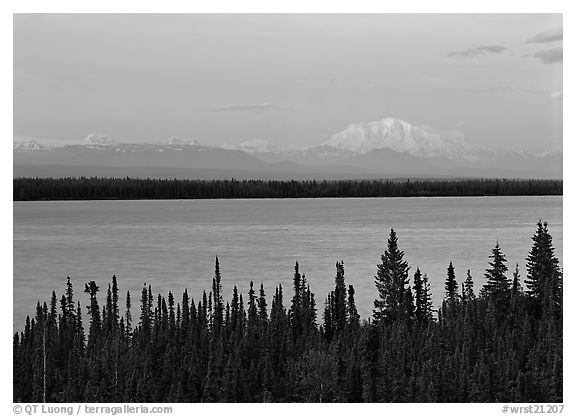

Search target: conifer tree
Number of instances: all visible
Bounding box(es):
[248,281,258,333]
[373,228,411,324]
[76,301,85,351]
[525,221,561,311]
[347,285,360,330]
[323,293,334,342]
[139,285,151,344]
[445,261,458,304]
[422,273,434,322]
[148,285,154,325]
[482,242,510,300]
[65,276,75,322]
[84,281,101,352]
[181,289,190,337]
[231,286,239,334]
[334,262,347,332]
[463,270,475,301]
[291,262,303,336]
[112,275,119,330]
[511,263,521,296]
[413,268,427,322]
[105,284,113,334]
[168,291,176,335]
[258,283,268,325]
[125,291,132,338]
[212,257,224,335]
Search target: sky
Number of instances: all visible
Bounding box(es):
[13,13,563,152]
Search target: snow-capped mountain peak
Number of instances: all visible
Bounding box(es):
[167,137,201,146]
[322,117,478,160]
[84,133,116,146]
[13,140,53,151]
[229,139,284,153]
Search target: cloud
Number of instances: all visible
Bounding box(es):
[526,29,563,43]
[207,103,282,112]
[447,45,506,58]
[469,86,545,95]
[468,86,562,100]
[550,91,563,100]
[534,48,563,64]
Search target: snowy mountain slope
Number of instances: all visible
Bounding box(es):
[13,116,562,179]
[13,140,54,151]
[321,117,480,160]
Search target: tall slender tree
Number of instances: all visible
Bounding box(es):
[525,221,561,312]
[84,281,101,352]
[463,270,475,301]
[413,268,428,322]
[373,228,412,324]
[445,261,458,304]
[482,242,510,300]
[511,263,522,296]
[258,283,268,327]
[347,285,360,330]
[212,257,224,335]
[333,262,347,332]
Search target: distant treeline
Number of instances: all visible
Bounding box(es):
[14,221,562,402]
[13,177,562,200]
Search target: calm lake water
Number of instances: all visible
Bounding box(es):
[13,197,562,330]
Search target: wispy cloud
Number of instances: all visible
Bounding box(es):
[534,48,563,64]
[550,91,563,100]
[207,103,283,112]
[447,45,506,58]
[526,29,563,43]
[468,86,562,100]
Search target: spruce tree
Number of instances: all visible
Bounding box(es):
[65,276,75,322]
[231,286,240,333]
[525,221,561,311]
[291,262,303,336]
[323,293,334,342]
[181,289,190,338]
[84,281,101,352]
[482,242,510,299]
[334,261,347,332]
[125,291,132,339]
[258,283,268,325]
[422,273,434,322]
[347,285,360,330]
[139,286,151,343]
[511,263,521,296]
[105,284,113,334]
[463,269,475,301]
[212,257,224,335]
[247,281,258,333]
[413,268,427,322]
[111,274,119,329]
[373,228,411,324]
[445,261,458,304]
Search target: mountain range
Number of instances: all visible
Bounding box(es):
[13,117,562,179]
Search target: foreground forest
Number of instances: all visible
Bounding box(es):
[13,221,562,403]
[13,177,562,200]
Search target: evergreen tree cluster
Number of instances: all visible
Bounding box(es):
[14,177,562,201]
[13,222,562,403]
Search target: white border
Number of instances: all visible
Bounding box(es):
[3,2,572,414]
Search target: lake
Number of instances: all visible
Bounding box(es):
[13,196,562,330]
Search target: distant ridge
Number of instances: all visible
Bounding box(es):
[13,117,562,179]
